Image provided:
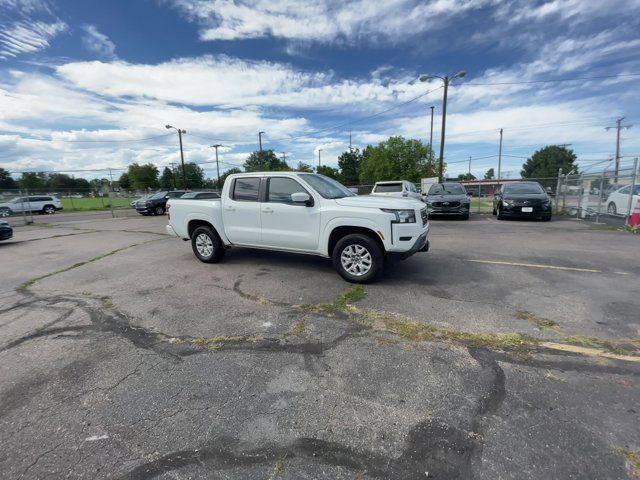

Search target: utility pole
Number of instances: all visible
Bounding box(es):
[468,156,472,179]
[166,125,187,189]
[108,168,114,191]
[280,152,287,164]
[211,144,223,189]
[349,129,352,150]
[318,149,323,168]
[605,117,632,182]
[429,106,435,161]
[498,128,503,183]
[420,71,466,182]
[258,131,264,153]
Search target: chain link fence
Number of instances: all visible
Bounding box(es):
[0,188,217,226]
[557,159,639,226]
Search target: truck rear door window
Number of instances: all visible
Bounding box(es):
[232,178,260,201]
[375,183,403,193]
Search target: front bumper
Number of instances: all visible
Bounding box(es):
[427,202,470,215]
[387,218,430,257]
[166,225,178,237]
[501,205,552,217]
[0,229,13,240]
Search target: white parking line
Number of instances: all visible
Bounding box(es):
[465,259,602,273]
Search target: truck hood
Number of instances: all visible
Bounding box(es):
[335,195,423,210]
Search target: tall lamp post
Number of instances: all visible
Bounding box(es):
[210,144,226,189]
[420,71,466,182]
[429,105,435,161]
[318,149,323,169]
[166,125,187,189]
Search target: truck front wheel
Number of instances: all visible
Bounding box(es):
[332,233,383,283]
[191,226,225,263]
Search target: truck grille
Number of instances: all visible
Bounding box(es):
[420,207,428,225]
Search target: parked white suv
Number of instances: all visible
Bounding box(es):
[0,195,63,217]
[370,180,423,201]
[166,172,430,283]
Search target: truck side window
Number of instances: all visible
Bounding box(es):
[267,177,308,204]
[232,178,260,201]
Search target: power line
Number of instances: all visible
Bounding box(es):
[461,73,640,87]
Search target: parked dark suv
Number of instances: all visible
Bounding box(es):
[493,182,552,221]
[136,191,188,215]
[424,182,471,220]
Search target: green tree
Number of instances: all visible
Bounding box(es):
[128,163,159,190]
[337,148,363,185]
[19,172,47,191]
[160,167,174,189]
[521,146,578,182]
[456,173,477,181]
[359,136,436,184]
[118,172,131,190]
[316,165,340,180]
[484,168,495,180]
[174,162,206,189]
[0,168,18,189]
[243,150,290,172]
[296,161,314,172]
[72,178,91,192]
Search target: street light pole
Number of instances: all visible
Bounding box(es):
[318,149,323,169]
[420,71,466,182]
[498,128,503,183]
[211,144,223,188]
[166,125,187,189]
[429,105,435,161]
[258,131,264,153]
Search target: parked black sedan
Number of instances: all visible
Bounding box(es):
[424,182,471,220]
[136,190,188,215]
[0,220,13,241]
[493,182,552,221]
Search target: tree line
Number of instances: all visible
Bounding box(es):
[0,139,579,193]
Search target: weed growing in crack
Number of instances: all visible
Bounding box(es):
[613,446,640,478]
[288,318,308,337]
[515,310,560,331]
[300,284,366,315]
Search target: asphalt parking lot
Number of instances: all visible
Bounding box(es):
[1,213,639,479]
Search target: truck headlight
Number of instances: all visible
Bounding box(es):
[381,208,416,223]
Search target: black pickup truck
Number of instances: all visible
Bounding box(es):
[136,190,188,215]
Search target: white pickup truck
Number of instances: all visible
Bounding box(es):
[166,172,430,283]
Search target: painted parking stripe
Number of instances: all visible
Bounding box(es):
[465,259,602,273]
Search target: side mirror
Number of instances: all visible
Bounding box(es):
[291,192,312,206]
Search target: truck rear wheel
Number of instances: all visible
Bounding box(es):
[332,233,383,283]
[191,226,225,263]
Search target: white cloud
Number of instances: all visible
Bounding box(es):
[0,0,66,59]
[81,25,117,59]
[55,56,434,109]
[166,0,494,43]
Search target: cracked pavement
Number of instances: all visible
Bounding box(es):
[0,214,638,479]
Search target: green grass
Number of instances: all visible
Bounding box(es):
[60,197,136,212]
[470,198,493,211]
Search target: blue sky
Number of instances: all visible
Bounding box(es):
[1,0,640,181]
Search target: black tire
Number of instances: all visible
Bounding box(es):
[332,233,383,283]
[462,212,470,220]
[492,206,497,215]
[607,202,617,215]
[154,205,165,215]
[541,215,552,222]
[191,226,225,263]
[496,206,505,220]
[42,205,56,215]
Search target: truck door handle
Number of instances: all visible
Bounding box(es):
[225,206,235,212]
[262,207,274,213]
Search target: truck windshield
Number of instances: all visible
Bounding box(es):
[299,174,355,199]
